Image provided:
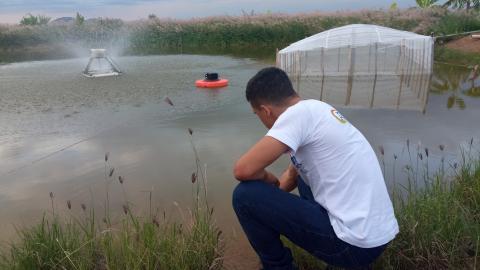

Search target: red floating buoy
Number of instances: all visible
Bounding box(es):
[195,72,229,88]
[195,78,229,88]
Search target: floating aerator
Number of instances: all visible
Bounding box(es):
[83,49,122,78]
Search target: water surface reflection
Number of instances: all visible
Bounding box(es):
[0,56,479,267]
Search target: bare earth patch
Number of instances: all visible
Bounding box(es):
[445,34,480,54]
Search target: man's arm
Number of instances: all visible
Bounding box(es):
[233,136,289,185]
[279,164,298,192]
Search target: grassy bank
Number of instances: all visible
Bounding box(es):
[286,141,480,270]
[2,140,479,270]
[1,8,480,62]
[0,115,479,269]
[378,157,480,269]
[0,207,221,270]
[0,129,224,270]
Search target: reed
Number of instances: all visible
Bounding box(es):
[378,142,480,270]
[0,117,223,270]
[1,8,476,62]
[285,140,480,269]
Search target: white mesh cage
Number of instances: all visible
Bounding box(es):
[277,24,434,112]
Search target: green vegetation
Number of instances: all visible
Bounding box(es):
[443,0,480,10]
[378,148,480,269]
[286,141,480,269]
[0,6,480,269]
[20,14,51,26]
[1,8,479,62]
[75,13,85,26]
[415,0,480,9]
[389,2,399,11]
[431,10,480,37]
[416,0,439,9]
[0,129,223,270]
[0,201,221,270]
[0,120,478,270]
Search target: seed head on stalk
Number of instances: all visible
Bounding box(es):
[49,192,55,215]
[122,204,129,215]
[164,97,174,107]
[191,172,197,183]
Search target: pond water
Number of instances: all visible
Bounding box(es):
[0,55,479,267]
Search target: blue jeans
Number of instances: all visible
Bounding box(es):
[232,177,388,270]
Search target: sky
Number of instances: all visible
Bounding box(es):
[0,0,420,24]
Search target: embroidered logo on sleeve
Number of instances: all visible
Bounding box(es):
[331,109,348,124]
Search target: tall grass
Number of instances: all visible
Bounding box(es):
[0,125,223,270]
[0,8,474,62]
[431,10,480,38]
[285,140,480,269]
[379,142,480,270]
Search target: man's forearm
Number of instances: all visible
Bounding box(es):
[236,169,279,186]
[249,169,268,181]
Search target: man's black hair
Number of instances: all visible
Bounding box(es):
[246,67,297,107]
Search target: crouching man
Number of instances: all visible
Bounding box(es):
[232,67,398,270]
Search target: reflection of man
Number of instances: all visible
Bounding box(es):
[232,67,398,269]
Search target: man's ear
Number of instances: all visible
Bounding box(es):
[259,104,272,116]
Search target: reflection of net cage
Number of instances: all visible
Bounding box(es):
[277,24,434,112]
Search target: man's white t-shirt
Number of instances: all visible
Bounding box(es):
[266,99,399,248]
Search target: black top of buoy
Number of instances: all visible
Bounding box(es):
[205,73,219,81]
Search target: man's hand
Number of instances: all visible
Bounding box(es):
[279,164,298,192]
[264,170,280,187]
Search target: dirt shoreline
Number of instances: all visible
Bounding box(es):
[445,34,480,54]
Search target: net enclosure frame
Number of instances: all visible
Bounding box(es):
[276,24,434,112]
